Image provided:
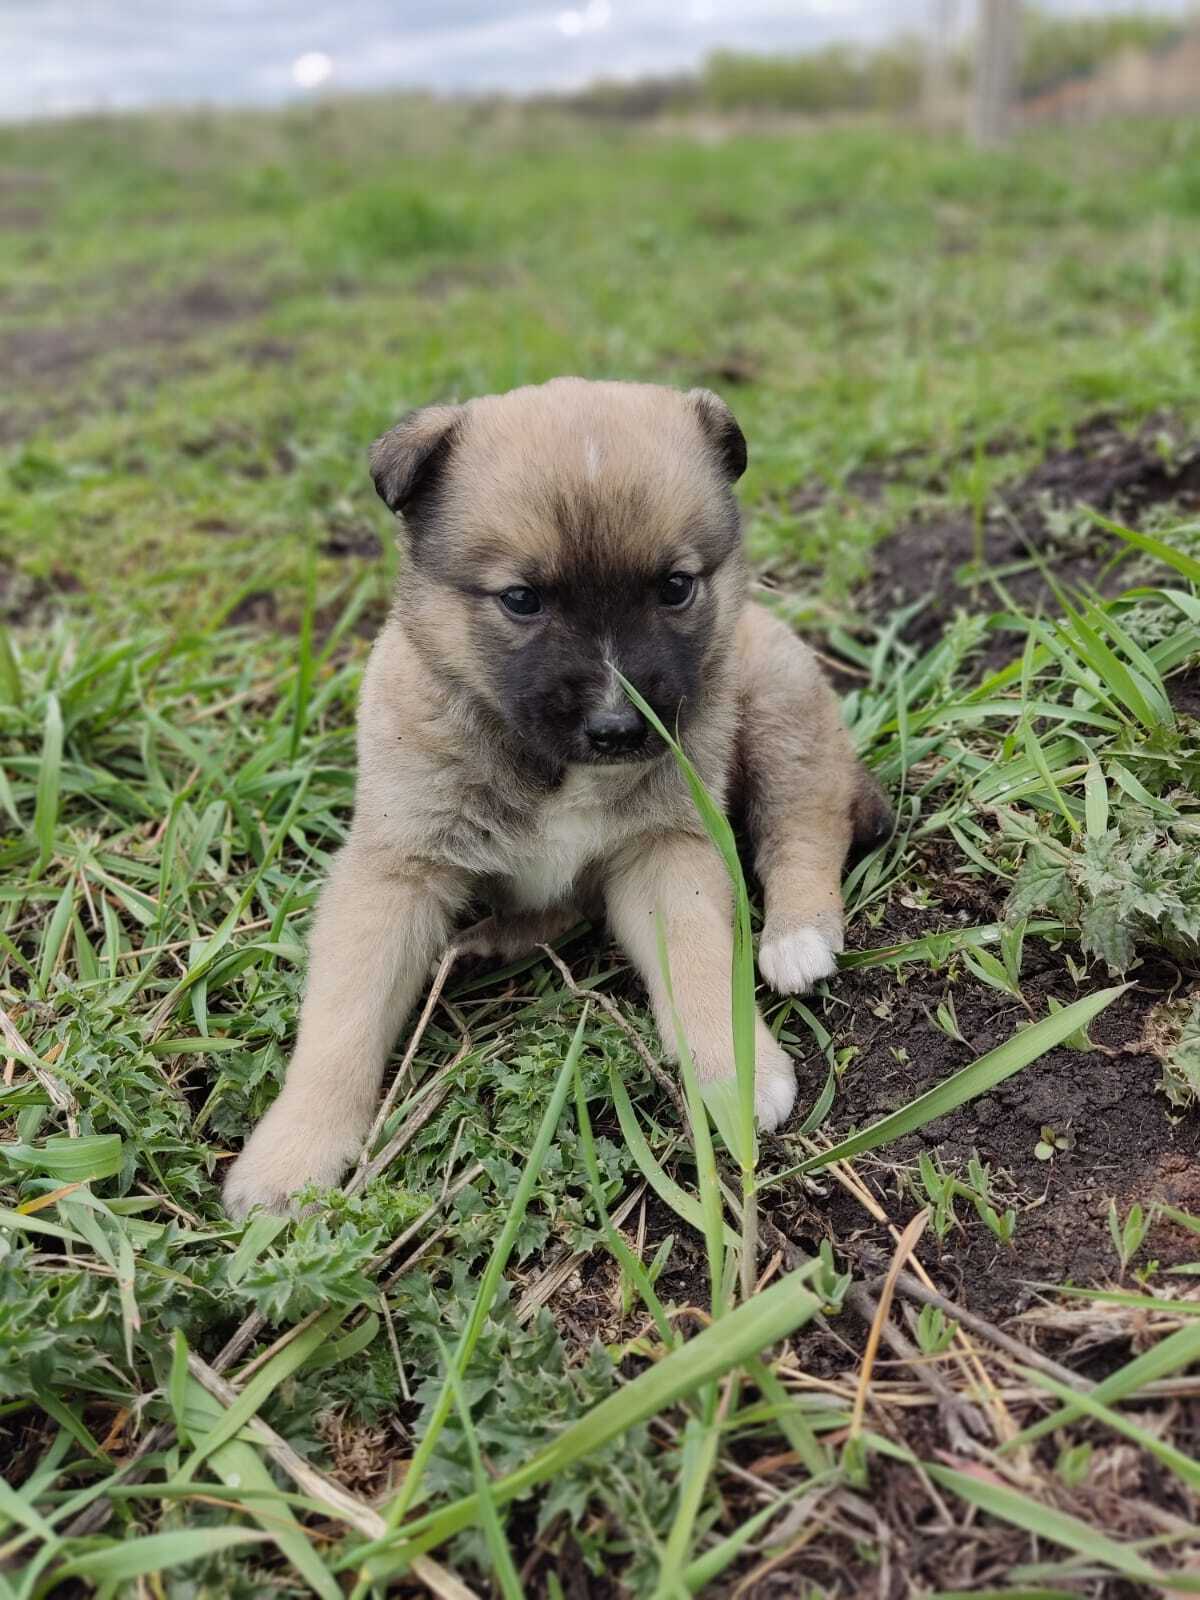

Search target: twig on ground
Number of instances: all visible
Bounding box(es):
[887,1270,1092,1394]
[187,1352,481,1600]
[352,945,461,1185]
[352,1040,471,1195]
[515,1186,644,1324]
[823,1154,1017,1444]
[849,1209,929,1444]
[0,1003,77,1135]
[757,1211,989,1451]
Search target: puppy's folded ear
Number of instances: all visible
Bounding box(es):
[687,387,748,482]
[370,404,462,515]
[849,766,893,863]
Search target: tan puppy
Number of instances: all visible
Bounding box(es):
[224,379,888,1218]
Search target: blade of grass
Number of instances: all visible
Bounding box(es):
[44,1528,268,1590]
[609,1068,739,1249]
[434,1330,526,1600]
[925,1463,1191,1589]
[1006,1320,1200,1448]
[656,910,728,1319]
[1019,1365,1200,1495]
[1091,511,1200,584]
[574,1061,674,1346]
[181,1375,342,1600]
[766,985,1126,1186]
[32,693,63,879]
[176,1305,346,1483]
[618,671,760,1302]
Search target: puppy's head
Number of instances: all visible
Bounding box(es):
[370,378,748,775]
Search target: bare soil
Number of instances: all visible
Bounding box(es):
[0,278,268,383]
[0,271,284,443]
[863,414,1200,662]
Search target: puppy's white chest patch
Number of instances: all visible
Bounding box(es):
[505,767,632,909]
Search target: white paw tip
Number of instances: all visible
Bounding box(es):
[759,927,839,995]
[755,1067,797,1132]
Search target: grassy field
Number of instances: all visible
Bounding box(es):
[2,98,1200,1597]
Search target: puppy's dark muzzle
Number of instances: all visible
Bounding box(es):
[584,706,648,757]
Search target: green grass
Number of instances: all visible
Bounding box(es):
[2,98,1200,1595]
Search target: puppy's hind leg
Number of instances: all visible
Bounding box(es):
[224,846,467,1218]
[451,905,581,966]
[737,605,890,996]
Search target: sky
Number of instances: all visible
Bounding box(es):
[3,0,1195,121]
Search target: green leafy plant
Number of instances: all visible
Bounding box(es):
[1108,1199,1152,1276]
[1033,1124,1075,1161]
[914,1303,957,1355]
[1157,998,1200,1111]
[1008,808,1200,971]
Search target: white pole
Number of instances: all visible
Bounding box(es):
[923,0,958,128]
[972,0,1021,146]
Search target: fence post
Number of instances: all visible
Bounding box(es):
[922,0,959,128]
[971,0,1021,146]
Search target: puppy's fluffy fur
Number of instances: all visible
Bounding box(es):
[225,378,888,1218]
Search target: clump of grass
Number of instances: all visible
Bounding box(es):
[3,101,1200,1597]
[309,185,484,273]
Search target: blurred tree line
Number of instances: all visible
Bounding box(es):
[547,8,1181,118]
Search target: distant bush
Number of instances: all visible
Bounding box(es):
[1019,9,1181,97]
[550,7,1182,120]
[544,74,696,119]
[702,41,923,115]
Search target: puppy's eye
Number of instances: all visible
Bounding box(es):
[498,585,542,618]
[658,572,696,610]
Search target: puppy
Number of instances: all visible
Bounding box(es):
[224,378,888,1218]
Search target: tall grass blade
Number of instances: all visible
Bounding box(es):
[32,692,63,877]
[768,985,1126,1184]
[925,1463,1187,1588]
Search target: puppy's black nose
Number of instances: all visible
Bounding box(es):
[585,706,647,755]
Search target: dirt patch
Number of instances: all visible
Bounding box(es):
[0,563,84,625]
[698,348,762,387]
[236,336,297,366]
[580,858,1198,1343]
[863,414,1200,658]
[789,448,929,514]
[224,590,279,630]
[0,276,269,386]
[783,959,1199,1321]
[0,169,53,193]
[320,521,382,559]
[221,584,388,645]
[1167,664,1200,719]
[0,206,47,230]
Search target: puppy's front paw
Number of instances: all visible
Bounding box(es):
[755,1050,797,1132]
[758,923,840,995]
[223,1108,363,1220]
[690,1032,797,1133]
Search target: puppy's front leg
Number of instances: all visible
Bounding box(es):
[606,833,796,1131]
[737,604,890,995]
[224,846,466,1218]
